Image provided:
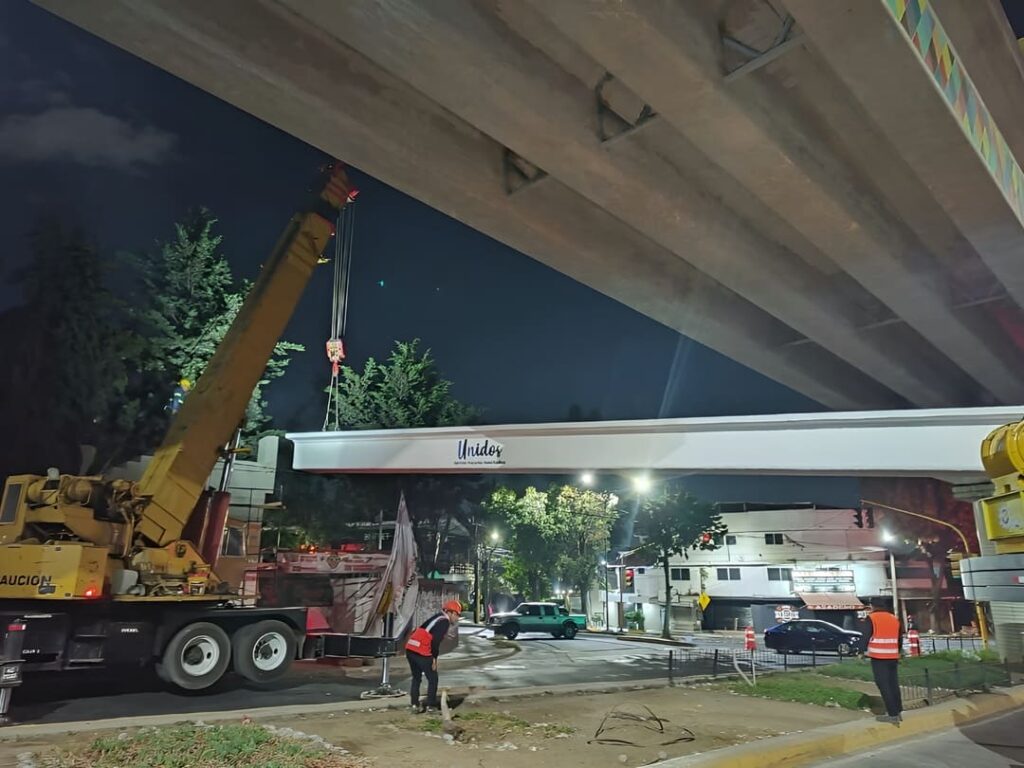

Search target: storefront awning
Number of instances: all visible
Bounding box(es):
[798,592,864,611]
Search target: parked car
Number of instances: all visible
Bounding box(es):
[763,619,862,656]
[488,602,587,640]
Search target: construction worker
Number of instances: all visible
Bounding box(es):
[859,597,903,724]
[405,599,462,713]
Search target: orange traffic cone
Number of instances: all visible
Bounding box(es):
[908,629,921,657]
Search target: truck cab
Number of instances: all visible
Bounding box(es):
[487,602,586,640]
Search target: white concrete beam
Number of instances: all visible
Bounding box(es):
[288,406,1024,481]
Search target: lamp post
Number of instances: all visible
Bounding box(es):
[882,530,900,619]
[483,530,501,620]
[600,559,610,630]
[864,499,988,648]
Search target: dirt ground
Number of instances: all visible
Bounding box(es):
[263,685,864,768]
[0,685,866,768]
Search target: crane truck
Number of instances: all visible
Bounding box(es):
[0,163,357,716]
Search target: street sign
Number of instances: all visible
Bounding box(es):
[698,592,711,611]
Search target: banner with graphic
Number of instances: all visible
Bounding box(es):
[363,493,420,637]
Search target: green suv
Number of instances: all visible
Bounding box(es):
[488,602,587,640]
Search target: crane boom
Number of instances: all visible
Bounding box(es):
[136,164,354,546]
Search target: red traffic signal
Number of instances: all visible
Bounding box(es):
[624,568,635,588]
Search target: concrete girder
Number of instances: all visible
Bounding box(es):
[280,0,982,407]
[785,0,1024,320]
[528,0,1024,404]
[31,0,901,410]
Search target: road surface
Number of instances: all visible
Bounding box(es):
[6,631,683,725]
[813,708,1024,767]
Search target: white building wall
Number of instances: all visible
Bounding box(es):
[613,507,939,629]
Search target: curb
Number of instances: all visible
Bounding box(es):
[653,684,1024,768]
[586,630,695,648]
[0,677,680,741]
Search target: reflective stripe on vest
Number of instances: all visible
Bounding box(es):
[405,613,446,657]
[867,611,901,660]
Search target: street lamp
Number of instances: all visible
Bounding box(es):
[482,531,501,621]
[881,530,899,620]
[600,559,610,630]
[864,498,989,647]
[633,474,652,494]
[581,471,595,486]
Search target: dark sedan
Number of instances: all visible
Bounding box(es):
[763,619,862,656]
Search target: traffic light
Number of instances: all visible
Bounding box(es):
[853,509,864,528]
[865,508,875,529]
[624,568,635,591]
[948,552,963,580]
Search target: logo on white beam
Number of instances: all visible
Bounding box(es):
[455,438,505,466]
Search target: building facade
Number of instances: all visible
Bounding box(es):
[593,503,954,633]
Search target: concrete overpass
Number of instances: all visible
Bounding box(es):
[36,0,1024,410]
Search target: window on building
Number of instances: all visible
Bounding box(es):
[764,533,784,545]
[767,567,793,582]
[670,567,690,581]
[725,535,737,545]
[717,568,741,581]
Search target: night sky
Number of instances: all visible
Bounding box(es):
[1,2,1022,508]
[0,2,819,431]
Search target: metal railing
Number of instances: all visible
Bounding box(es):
[899,660,1012,708]
[665,646,845,682]
[661,645,1013,712]
[915,635,985,655]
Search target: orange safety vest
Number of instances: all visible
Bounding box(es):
[867,611,901,660]
[405,613,447,658]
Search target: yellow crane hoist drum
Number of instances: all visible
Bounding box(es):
[981,421,1024,493]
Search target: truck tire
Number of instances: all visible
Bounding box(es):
[562,621,578,640]
[232,620,296,683]
[502,623,520,641]
[160,622,231,691]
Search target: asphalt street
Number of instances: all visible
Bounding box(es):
[5,631,684,725]
[813,708,1024,767]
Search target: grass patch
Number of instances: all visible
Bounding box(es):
[728,674,872,711]
[414,710,573,739]
[819,652,1009,690]
[45,724,362,768]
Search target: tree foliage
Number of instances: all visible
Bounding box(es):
[635,486,724,638]
[334,340,478,429]
[319,339,485,574]
[487,484,619,608]
[0,220,133,475]
[0,211,304,476]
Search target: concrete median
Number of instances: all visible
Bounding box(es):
[653,684,1024,768]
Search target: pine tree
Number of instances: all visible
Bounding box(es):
[0,219,131,475]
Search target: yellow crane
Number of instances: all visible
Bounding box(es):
[0,163,355,697]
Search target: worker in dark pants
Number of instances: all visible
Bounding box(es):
[859,597,903,725]
[405,600,462,713]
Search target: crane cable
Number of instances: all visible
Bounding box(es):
[323,198,356,432]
